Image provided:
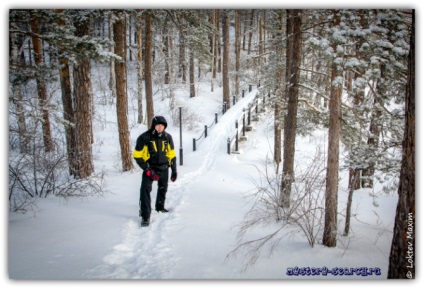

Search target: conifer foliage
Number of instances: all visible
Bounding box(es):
[9,9,414,277]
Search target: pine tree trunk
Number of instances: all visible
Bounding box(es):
[73,15,94,179]
[178,26,186,84]
[248,10,254,55]
[242,10,246,51]
[210,11,216,92]
[114,11,134,172]
[280,10,301,208]
[137,16,144,124]
[109,13,117,104]
[164,33,170,85]
[323,11,342,247]
[144,12,154,128]
[30,11,53,152]
[258,13,262,66]
[128,15,132,62]
[169,35,176,109]
[274,10,284,165]
[189,49,195,97]
[284,10,293,103]
[10,24,30,153]
[344,169,360,235]
[235,10,241,97]
[56,9,77,176]
[388,12,415,279]
[59,56,77,176]
[215,10,221,75]
[222,11,230,107]
[362,97,381,188]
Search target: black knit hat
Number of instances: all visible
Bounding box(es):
[150,116,168,130]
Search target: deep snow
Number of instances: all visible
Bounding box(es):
[7,69,403,282]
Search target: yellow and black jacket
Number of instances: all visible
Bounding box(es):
[133,116,177,171]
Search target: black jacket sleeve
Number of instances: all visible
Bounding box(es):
[133,133,150,170]
[167,134,177,172]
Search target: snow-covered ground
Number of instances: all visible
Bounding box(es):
[7,68,402,283]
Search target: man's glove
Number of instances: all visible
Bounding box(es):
[145,168,160,181]
[171,171,178,182]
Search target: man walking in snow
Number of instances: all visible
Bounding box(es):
[133,116,178,227]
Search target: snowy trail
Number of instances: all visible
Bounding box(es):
[86,90,259,279]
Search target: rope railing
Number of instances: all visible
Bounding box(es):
[227,86,274,154]
[193,113,218,151]
[192,81,261,152]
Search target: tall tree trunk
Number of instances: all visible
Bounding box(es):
[168,35,176,109]
[222,10,230,107]
[189,49,195,97]
[29,10,53,152]
[262,10,267,63]
[344,169,360,236]
[274,10,284,166]
[164,32,170,85]
[280,9,301,208]
[258,13,262,66]
[235,10,241,97]
[248,10,254,55]
[114,11,134,172]
[388,11,415,279]
[144,12,154,128]
[344,10,368,234]
[215,9,221,75]
[210,11,216,92]
[56,9,77,176]
[109,13,117,104]
[362,97,381,188]
[10,22,30,154]
[323,11,342,248]
[242,10,246,51]
[284,10,293,103]
[128,15,132,62]
[59,56,77,175]
[137,13,144,124]
[178,26,186,83]
[73,15,94,179]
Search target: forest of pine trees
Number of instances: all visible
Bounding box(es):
[9,9,414,278]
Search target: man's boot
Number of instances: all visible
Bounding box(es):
[141,216,150,227]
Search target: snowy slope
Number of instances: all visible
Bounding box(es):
[85,89,260,279]
[8,79,400,281]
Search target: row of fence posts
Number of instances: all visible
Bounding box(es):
[227,86,272,155]
[192,113,218,152]
[193,81,260,152]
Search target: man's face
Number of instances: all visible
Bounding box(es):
[155,124,165,133]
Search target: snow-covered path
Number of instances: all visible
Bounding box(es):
[85,90,259,279]
[9,83,397,280]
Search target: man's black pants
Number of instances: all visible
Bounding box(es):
[139,168,169,219]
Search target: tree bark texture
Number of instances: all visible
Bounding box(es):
[215,10,221,74]
[388,11,415,279]
[274,10,284,165]
[10,24,30,153]
[280,9,301,208]
[114,12,134,172]
[144,12,155,128]
[189,49,195,97]
[222,11,230,108]
[73,15,94,179]
[56,9,77,176]
[178,26,186,83]
[137,17,144,124]
[323,11,342,248]
[30,11,53,152]
[235,10,241,97]
[109,13,117,104]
